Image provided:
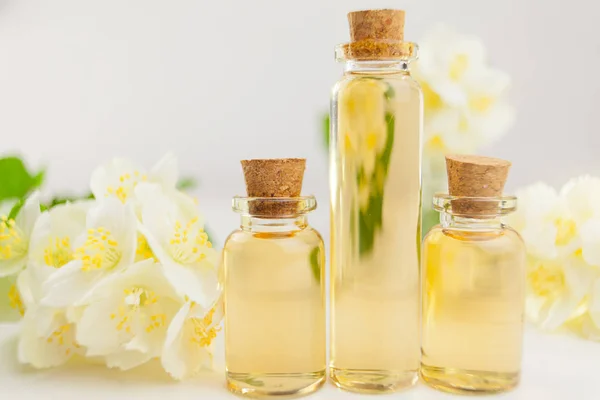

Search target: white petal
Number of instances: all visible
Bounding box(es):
[119,259,180,299]
[105,350,152,371]
[76,297,126,356]
[589,279,600,328]
[16,268,36,307]
[90,158,142,200]
[86,198,137,270]
[525,295,548,324]
[18,310,75,368]
[136,185,172,246]
[540,296,579,331]
[160,260,218,308]
[16,191,41,237]
[561,176,600,224]
[28,202,87,278]
[563,257,595,299]
[464,68,511,97]
[123,334,150,354]
[521,223,558,260]
[161,302,192,380]
[579,219,600,266]
[17,269,57,337]
[0,256,27,277]
[41,260,97,307]
[150,152,179,189]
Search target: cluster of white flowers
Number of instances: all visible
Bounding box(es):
[508,176,600,340]
[413,26,515,213]
[0,154,222,379]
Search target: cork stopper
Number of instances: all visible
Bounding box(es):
[446,154,511,216]
[240,158,306,216]
[348,9,405,42]
[341,9,414,60]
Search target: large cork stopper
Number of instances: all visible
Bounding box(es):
[446,154,511,216]
[342,9,413,60]
[240,158,306,216]
[348,9,405,42]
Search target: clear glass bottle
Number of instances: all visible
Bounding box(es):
[421,194,526,394]
[223,196,326,398]
[329,9,422,393]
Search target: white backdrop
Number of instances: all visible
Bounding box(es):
[1,0,599,238]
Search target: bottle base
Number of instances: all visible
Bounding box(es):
[226,370,325,399]
[420,364,519,394]
[329,367,418,394]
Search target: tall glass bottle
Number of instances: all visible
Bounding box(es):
[329,9,422,393]
[421,155,526,394]
[223,159,326,398]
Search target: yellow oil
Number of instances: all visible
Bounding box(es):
[330,70,422,393]
[421,226,526,394]
[223,222,326,398]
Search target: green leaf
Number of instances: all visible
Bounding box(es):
[0,157,44,201]
[422,205,439,238]
[358,112,396,256]
[322,113,330,150]
[204,226,217,248]
[42,193,95,211]
[379,112,396,174]
[7,198,25,220]
[309,246,321,282]
[384,85,396,100]
[176,177,197,191]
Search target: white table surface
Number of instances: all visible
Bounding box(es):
[1,322,598,400]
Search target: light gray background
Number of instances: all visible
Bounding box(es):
[1,0,599,238]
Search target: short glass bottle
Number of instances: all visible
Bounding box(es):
[223,196,326,398]
[421,194,526,394]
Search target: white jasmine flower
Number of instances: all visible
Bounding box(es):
[0,193,41,277]
[90,153,178,205]
[14,201,89,335]
[511,177,600,336]
[526,256,595,330]
[415,25,510,109]
[17,267,83,368]
[136,183,218,308]
[507,182,565,260]
[41,198,137,308]
[28,201,88,283]
[75,259,181,370]
[18,307,80,368]
[560,176,600,225]
[161,296,223,380]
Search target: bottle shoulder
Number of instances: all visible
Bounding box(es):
[332,72,421,94]
[423,224,525,249]
[223,226,323,249]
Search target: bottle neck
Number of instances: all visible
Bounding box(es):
[240,215,308,234]
[344,59,411,74]
[440,212,504,231]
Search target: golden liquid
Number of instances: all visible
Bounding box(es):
[223,223,326,398]
[421,226,526,394]
[330,71,422,393]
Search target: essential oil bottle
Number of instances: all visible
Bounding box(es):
[223,159,326,398]
[329,9,422,393]
[421,155,526,394]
